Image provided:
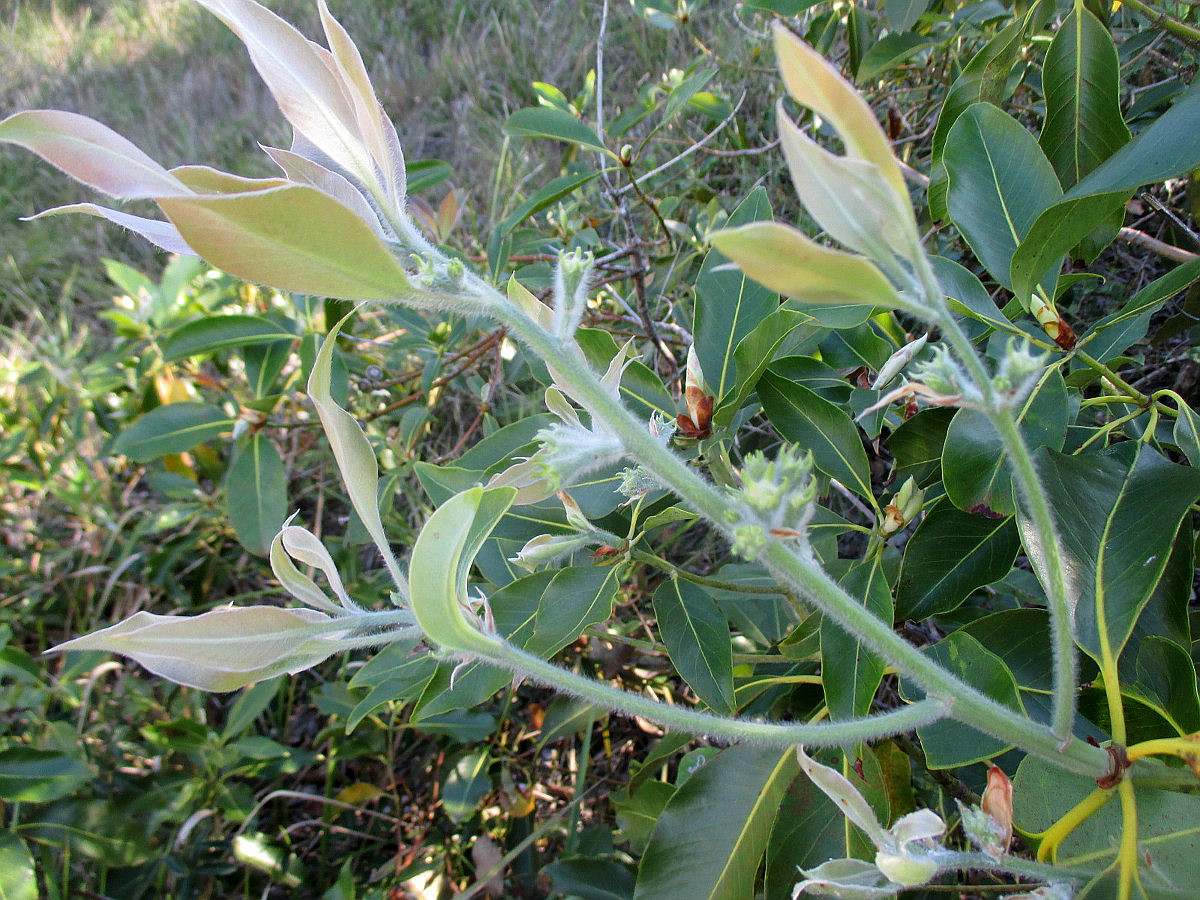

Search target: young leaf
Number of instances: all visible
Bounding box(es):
[0,109,189,199]
[47,607,340,692]
[776,105,917,259]
[194,0,377,190]
[270,523,345,616]
[157,184,412,300]
[24,203,196,257]
[653,579,735,714]
[772,24,906,201]
[308,310,407,592]
[262,145,385,235]
[710,222,904,309]
[409,486,517,656]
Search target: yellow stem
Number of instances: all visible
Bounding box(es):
[1116,779,1141,900]
[1035,786,1114,863]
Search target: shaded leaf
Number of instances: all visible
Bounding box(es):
[111,402,233,462]
[226,435,287,556]
[653,580,735,714]
[0,749,91,803]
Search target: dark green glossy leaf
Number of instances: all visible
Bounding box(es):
[111,402,233,462]
[712,308,816,429]
[694,188,778,405]
[404,158,452,194]
[932,255,1018,335]
[504,107,606,153]
[928,15,1029,219]
[498,170,603,233]
[0,748,91,803]
[821,558,891,719]
[944,102,1062,295]
[633,746,797,899]
[901,631,1024,768]
[1174,399,1200,467]
[163,314,296,361]
[226,434,287,556]
[942,368,1068,517]
[653,579,734,714]
[1020,443,1200,663]
[1011,81,1200,303]
[1085,257,1200,366]
[887,406,955,486]
[896,501,1021,620]
[545,857,636,900]
[1040,7,1130,188]
[759,372,872,500]
[1124,636,1200,737]
[577,328,674,417]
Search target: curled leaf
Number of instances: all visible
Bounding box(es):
[47,607,340,692]
[24,203,196,256]
[409,486,517,655]
[308,309,408,593]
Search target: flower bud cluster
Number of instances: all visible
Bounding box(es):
[910,345,980,405]
[992,338,1046,406]
[534,422,624,491]
[727,445,817,558]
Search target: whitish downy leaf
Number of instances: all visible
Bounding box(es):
[194,0,376,189]
[777,105,917,258]
[110,402,234,462]
[308,309,407,591]
[279,524,356,610]
[0,109,189,199]
[710,222,903,309]
[316,0,401,207]
[653,579,734,714]
[1039,6,1130,188]
[47,607,340,692]
[24,203,195,256]
[270,521,345,616]
[157,183,411,300]
[1019,442,1200,664]
[1011,80,1200,303]
[226,434,287,557]
[409,486,517,656]
[262,145,384,234]
[772,24,906,200]
[634,746,798,899]
[943,102,1062,296]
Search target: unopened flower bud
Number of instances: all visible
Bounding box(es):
[874,851,937,888]
[1029,295,1076,350]
[510,533,591,571]
[552,248,594,340]
[872,333,928,390]
[993,338,1046,402]
[732,524,767,559]
[881,476,923,536]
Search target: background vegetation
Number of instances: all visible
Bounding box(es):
[2,0,1199,897]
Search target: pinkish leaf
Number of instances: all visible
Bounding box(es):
[0,110,188,199]
[25,203,196,256]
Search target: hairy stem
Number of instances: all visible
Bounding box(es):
[462,276,1108,778]
[916,254,1078,741]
